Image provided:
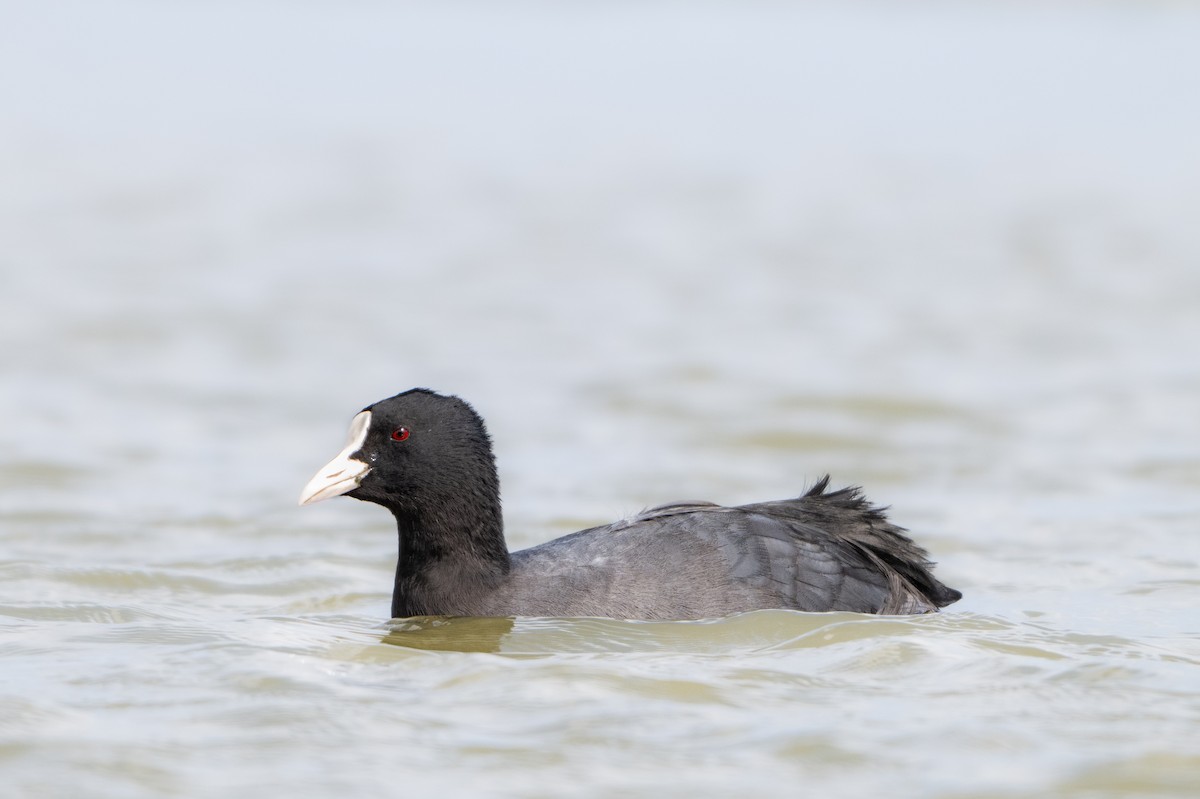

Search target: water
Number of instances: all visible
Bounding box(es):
[3,1,1199,797]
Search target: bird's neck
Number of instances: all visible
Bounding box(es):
[388,498,511,618]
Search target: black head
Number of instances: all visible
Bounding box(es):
[299,388,499,515]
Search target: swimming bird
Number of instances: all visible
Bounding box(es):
[299,389,961,620]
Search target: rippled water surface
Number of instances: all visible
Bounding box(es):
[3,1,1199,797]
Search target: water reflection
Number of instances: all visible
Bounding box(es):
[381,616,517,653]
[378,610,901,655]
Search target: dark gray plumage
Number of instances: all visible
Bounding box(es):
[299,388,961,620]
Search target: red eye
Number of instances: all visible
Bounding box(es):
[390,427,410,442]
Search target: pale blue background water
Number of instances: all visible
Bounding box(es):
[2,2,1199,797]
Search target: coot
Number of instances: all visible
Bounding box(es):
[300,388,961,619]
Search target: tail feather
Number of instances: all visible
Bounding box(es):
[795,475,961,610]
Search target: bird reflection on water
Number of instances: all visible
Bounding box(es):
[381,616,517,653]
[375,610,889,655]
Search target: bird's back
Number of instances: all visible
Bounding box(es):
[486,477,961,619]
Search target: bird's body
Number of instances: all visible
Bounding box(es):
[300,389,961,620]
